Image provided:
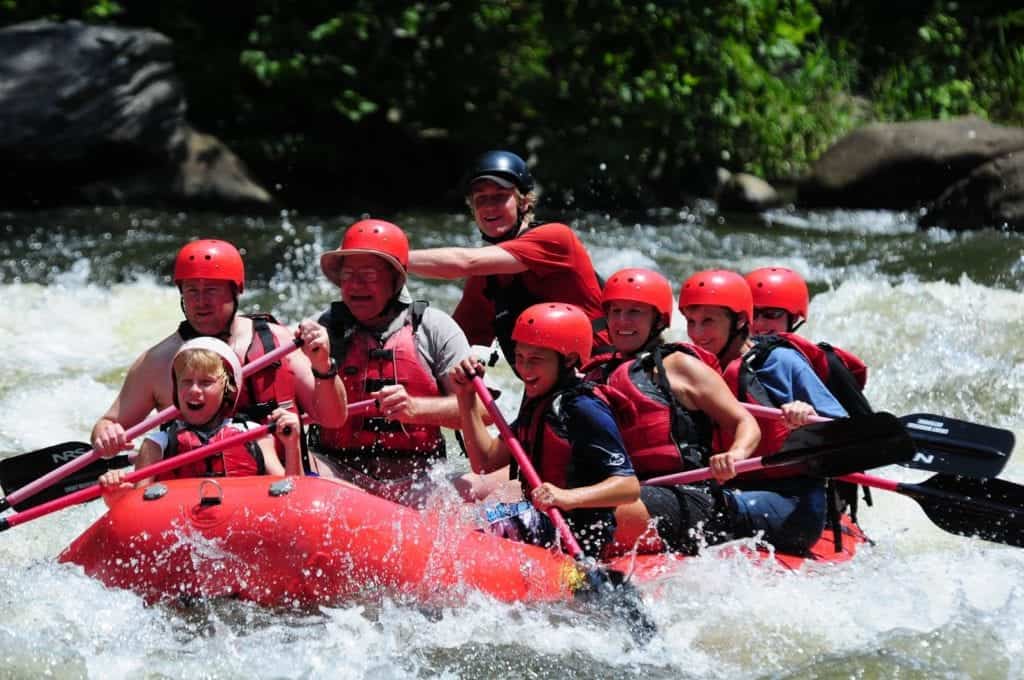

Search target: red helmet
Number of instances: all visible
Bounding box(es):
[602,268,673,329]
[745,267,809,321]
[678,270,753,325]
[320,219,409,288]
[173,240,245,293]
[512,303,593,365]
[171,337,244,411]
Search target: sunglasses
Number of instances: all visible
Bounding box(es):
[754,308,788,320]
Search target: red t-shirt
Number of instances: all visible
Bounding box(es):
[453,223,610,349]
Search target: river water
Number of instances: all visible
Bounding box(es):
[1,205,1023,678]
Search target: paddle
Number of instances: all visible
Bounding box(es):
[643,411,916,487]
[0,417,304,532]
[469,375,656,644]
[744,404,1014,479]
[0,398,379,513]
[841,472,1024,548]
[0,338,304,513]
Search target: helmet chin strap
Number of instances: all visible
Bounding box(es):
[479,206,529,244]
[717,315,747,365]
[789,317,805,333]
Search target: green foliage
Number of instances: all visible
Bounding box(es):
[1,0,1021,206]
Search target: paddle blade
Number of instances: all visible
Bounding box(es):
[0,443,132,512]
[913,475,1024,548]
[572,565,657,646]
[770,412,915,477]
[900,414,1015,479]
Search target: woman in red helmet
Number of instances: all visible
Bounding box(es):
[90,239,347,460]
[745,267,809,336]
[312,219,474,506]
[679,270,847,553]
[450,303,639,557]
[585,268,761,554]
[407,150,610,368]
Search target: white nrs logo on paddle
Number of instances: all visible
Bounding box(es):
[912,452,936,465]
[905,419,949,436]
[50,450,87,464]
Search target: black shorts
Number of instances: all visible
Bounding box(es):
[640,484,735,555]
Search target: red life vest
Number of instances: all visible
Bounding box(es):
[741,333,870,415]
[601,343,716,479]
[513,381,635,490]
[236,314,297,421]
[721,333,872,475]
[313,304,445,464]
[156,419,265,480]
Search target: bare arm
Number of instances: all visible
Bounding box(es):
[663,353,760,481]
[256,437,286,476]
[286,321,348,427]
[449,359,510,473]
[408,245,527,279]
[534,474,641,512]
[91,344,175,456]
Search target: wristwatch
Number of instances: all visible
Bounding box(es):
[311,357,339,380]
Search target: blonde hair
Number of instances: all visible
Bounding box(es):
[172,348,236,409]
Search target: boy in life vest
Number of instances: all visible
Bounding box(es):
[407,150,611,367]
[450,303,639,558]
[583,268,761,555]
[98,337,300,505]
[679,270,848,553]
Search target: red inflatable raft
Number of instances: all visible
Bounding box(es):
[59,476,867,606]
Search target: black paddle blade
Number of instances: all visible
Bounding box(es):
[573,565,657,646]
[0,442,132,512]
[770,412,915,477]
[909,474,1024,548]
[899,414,1015,479]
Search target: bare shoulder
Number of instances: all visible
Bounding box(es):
[135,333,183,374]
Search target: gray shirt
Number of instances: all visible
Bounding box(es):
[319,302,470,390]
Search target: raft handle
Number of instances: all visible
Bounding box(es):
[198,479,223,507]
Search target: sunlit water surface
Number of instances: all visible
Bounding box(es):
[1,206,1022,678]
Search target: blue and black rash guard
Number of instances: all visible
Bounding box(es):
[513,390,636,556]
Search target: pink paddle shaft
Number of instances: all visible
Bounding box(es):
[3,338,305,509]
[0,398,377,531]
[643,456,769,487]
[642,404,830,486]
[471,376,586,561]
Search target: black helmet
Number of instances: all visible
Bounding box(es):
[464,150,535,194]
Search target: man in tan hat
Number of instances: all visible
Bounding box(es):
[311,218,481,505]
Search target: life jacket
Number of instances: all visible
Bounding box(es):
[512,381,635,491]
[311,301,445,474]
[727,332,875,548]
[177,313,297,422]
[483,223,611,364]
[600,343,716,479]
[156,419,265,480]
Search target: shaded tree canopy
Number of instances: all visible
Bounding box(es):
[3,1,1022,210]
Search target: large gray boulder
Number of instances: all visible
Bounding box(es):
[798,117,1024,210]
[0,20,272,209]
[921,151,1024,231]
